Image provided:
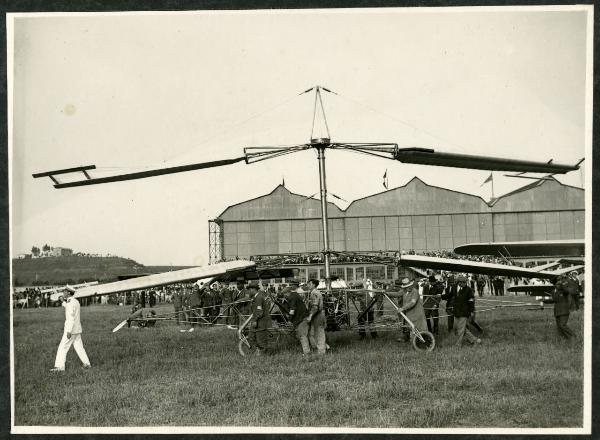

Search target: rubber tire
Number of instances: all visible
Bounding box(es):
[411,331,435,352]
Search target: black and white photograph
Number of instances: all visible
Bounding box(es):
[8,5,592,434]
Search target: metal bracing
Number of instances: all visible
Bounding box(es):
[208,219,224,265]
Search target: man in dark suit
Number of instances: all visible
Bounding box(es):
[476,275,486,297]
[441,275,456,334]
[172,286,184,328]
[423,274,444,335]
[247,281,272,354]
[284,281,310,355]
[553,275,576,340]
[493,276,505,296]
[187,284,203,330]
[454,274,481,347]
[149,290,156,307]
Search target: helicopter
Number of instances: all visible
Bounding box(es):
[33,86,582,354]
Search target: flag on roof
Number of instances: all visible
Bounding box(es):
[480,173,493,186]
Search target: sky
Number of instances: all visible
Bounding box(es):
[9,7,591,266]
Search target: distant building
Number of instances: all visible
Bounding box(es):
[209,177,585,283]
[49,247,73,257]
[15,254,30,259]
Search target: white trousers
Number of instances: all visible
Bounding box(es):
[54,332,90,369]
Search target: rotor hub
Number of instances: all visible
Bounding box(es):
[311,137,331,146]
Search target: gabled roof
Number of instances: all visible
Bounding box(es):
[217,184,344,221]
[490,176,584,207]
[346,176,489,208]
[344,176,490,216]
[489,178,545,206]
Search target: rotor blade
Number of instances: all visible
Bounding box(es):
[50,156,246,189]
[454,239,584,257]
[394,149,579,174]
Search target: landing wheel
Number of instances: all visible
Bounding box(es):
[238,335,252,357]
[411,331,435,352]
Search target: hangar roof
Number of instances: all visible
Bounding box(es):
[217,184,345,221]
[490,177,584,212]
[217,177,584,221]
[345,177,490,216]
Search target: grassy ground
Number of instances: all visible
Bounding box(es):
[12,296,583,428]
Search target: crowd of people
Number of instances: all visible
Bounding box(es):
[13,287,167,309]
[221,249,520,268]
[12,288,44,308]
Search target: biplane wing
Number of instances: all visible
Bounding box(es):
[525,260,584,272]
[397,255,565,280]
[453,239,584,258]
[529,261,562,272]
[73,260,255,298]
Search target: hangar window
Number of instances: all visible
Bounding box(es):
[356,267,365,280]
[294,268,306,282]
[330,266,346,280]
[366,265,385,280]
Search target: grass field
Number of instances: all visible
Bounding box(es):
[12,297,584,429]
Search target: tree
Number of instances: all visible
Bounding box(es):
[31,246,40,257]
[42,244,51,252]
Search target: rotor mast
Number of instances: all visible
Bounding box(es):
[310,86,333,292]
[316,142,332,292]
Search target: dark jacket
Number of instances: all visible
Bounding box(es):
[441,283,456,308]
[220,287,233,304]
[189,290,202,308]
[251,291,272,323]
[553,283,574,316]
[562,278,581,311]
[453,285,475,318]
[423,281,444,309]
[201,291,215,308]
[553,290,570,316]
[286,291,308,327]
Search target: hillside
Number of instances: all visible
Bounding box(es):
[11,256,190,286]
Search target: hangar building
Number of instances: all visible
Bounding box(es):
[209,177,584,283]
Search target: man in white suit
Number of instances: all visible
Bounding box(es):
[51,286,91,371]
